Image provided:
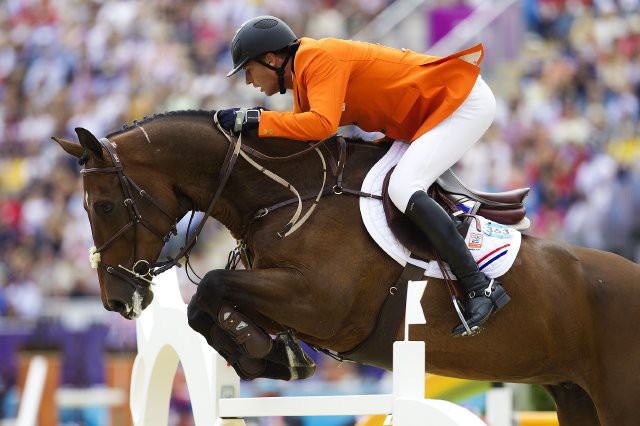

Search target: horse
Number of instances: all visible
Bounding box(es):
[53,110,640,426]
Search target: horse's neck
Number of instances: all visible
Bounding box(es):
[132,119,298,236]
[232,135,389,206]
[209,134,389,239]
[116,117,235,221]
[131,117,389,238]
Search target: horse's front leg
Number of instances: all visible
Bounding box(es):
[190,268,329,378]
[187,302,299,381]
[195,268,338,339]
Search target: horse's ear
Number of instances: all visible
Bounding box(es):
[51,136,84,159]
[74,127,104,160]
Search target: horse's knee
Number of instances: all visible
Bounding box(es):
[199,269,224,289]
[195,270,228,309]
[187,296,214,334]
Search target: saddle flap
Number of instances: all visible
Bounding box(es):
[382,168,435,261]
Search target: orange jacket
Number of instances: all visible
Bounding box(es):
[259,37,484,142]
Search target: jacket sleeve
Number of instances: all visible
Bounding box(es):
[259,47,349,140]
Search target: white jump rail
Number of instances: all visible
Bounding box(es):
[131,269,486,425]
[15,355,48,426]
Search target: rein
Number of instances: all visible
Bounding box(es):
[214,111,346,238]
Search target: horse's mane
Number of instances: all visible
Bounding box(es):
[106,108,387,150]
[107,109,214,138]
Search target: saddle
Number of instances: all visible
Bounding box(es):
[382,167,530,261]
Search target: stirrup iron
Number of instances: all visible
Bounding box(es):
[452,295,475,336]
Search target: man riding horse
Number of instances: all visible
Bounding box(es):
[218,15,510,337]
[52,14,640,422]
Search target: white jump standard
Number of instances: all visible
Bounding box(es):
[130,269,486,425]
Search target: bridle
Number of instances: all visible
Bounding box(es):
[81,114,346,291]
[81,119,244,290]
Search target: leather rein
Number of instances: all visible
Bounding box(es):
[81,114,349,291]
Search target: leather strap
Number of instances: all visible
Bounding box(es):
[338,261,426,368]
[338,187,383,200]
[250,187,336,221]
[152,128,242,274]
[248,185,382,226]
[240,134,342,163]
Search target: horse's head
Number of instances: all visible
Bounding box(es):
[53,112,355,319]
[53,127,184,319]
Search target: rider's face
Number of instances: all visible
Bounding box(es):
[244,59,279,96]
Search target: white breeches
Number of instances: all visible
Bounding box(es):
[388,76,497,211]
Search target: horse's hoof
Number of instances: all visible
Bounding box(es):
[218,304,273,358]
[293,365,317,380]
[279,333,315,367]
[277,331,317,380]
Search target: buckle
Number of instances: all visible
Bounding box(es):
[484,279,495,297]
[255,208,269,218]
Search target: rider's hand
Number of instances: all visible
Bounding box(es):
[217,108,239,133]
[217,107,263,135]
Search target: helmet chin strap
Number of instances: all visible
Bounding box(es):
[256,52,293,95]
[275,61,288,94]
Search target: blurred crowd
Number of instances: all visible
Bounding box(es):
[0,0,390,319]
[0,0,639,423]
[0,0,391,423]
[460,0,640,259]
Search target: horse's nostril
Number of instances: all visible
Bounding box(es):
[109,300,127,314]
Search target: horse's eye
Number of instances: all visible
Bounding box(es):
[101,202,114,214]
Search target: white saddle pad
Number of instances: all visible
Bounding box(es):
[359,141,521,279]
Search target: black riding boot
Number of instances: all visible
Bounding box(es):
[405,190,511,336]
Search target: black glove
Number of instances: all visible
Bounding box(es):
[217,107,239,132]
[217,107,263,135]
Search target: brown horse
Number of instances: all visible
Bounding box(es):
[53,110,640,426]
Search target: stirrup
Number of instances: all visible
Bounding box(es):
[451,295,479,337]
[452,279,510,337]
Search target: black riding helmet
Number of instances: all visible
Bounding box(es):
[227,16,298,94]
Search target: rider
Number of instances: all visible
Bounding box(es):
[218,16,510,337]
